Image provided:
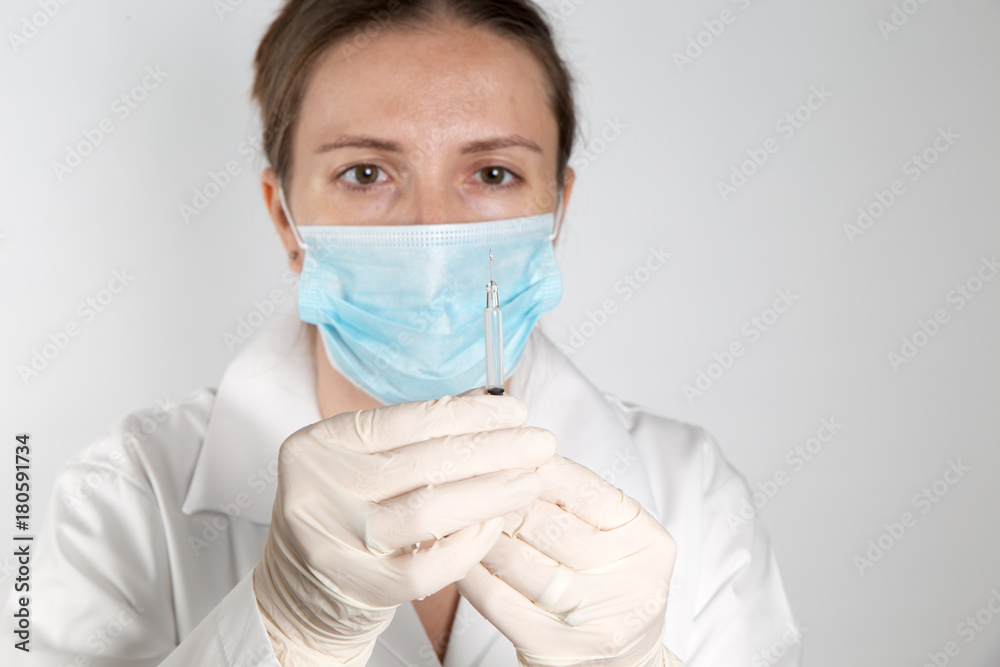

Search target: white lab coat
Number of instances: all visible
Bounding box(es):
[4,298,802,666]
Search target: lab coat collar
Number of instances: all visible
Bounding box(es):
[181,296,657,528]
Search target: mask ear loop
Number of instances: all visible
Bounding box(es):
[549,186,566,243]
[278,183,309,251]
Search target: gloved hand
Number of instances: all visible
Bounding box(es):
[457,454,684,667]
[253,391,557,666]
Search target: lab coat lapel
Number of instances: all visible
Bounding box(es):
[181,297,320,524]
[513,330,659,519]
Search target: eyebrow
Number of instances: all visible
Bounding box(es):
[315,133,543,155]
[316,135,402,154]
[460,134,543,155]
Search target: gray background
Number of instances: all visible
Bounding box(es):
[1,0,998,664]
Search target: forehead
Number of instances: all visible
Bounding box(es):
[296,21,556,150]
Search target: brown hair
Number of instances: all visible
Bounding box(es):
[251,0,577,192]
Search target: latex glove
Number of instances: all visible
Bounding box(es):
[457,454,683,667]
[253,391,557,666]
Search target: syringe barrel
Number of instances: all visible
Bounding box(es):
[484,305,504,395]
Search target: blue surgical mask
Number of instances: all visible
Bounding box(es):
[278,187,563,405]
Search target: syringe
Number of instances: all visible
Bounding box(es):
[484,250,504,395]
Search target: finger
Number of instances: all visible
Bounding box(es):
[364,469,543,553]
[307,392,528,454]
[342,426,558,502]
[509,498,657,570]
[389,516,507,601]
[536,455,641,530]
[479,531,585,619]
[456,561,558,640]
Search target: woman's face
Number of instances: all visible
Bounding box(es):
[263,19,573,259]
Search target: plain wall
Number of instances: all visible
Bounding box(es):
[1,0,998,664]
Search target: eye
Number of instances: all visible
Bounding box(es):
[340,164,387,187]
[476,166,518,189]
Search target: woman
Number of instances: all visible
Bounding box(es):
[5,1,800,665]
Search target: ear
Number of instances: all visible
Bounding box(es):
[552,166,575,245]
[262,167,304,273]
